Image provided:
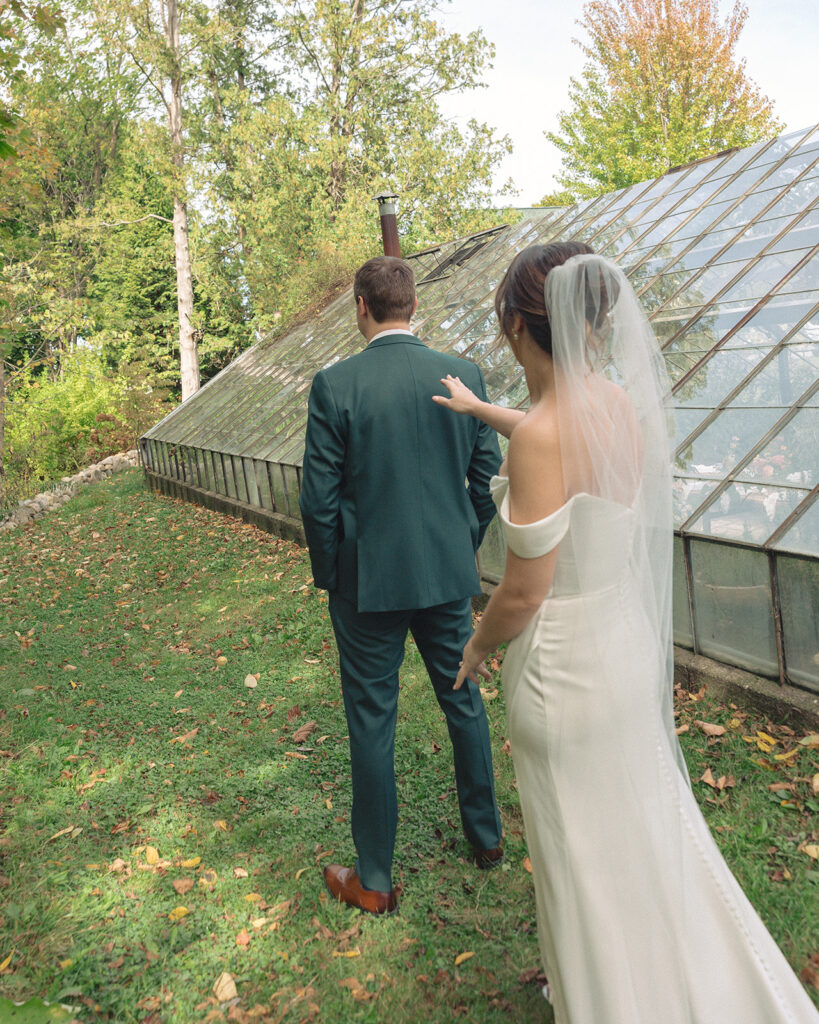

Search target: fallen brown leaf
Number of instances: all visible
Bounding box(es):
[694,720,726,737]
[292,720,317,743]
[213,971,237,1002]
[170,727,199,745]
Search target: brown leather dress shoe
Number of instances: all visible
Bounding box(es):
[323,864,398,915]
[472,844,504,870]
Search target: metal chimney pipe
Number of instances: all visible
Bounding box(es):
[373,191,401,258]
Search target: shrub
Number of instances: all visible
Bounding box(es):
[3,344,173,502]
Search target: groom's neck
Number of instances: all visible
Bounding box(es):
[360,319,412,343]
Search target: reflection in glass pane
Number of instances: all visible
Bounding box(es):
[772,495,819,557]
[779,251,819,295]
[490,373,529,408]
[776,555,819,692]
[661,304,748,358]
[672,408,714,448]
[675,407,783,474]
[727,293,818,348]
[733,407,816,487]
[730,346,819,408]
[255,460,273,510]
[768,207,819,255]
[673,347,770,407]
[674,475,720,526]
[268,462,287,513]
[690,540,778,677]
[665,349,710,385]
[673,536,693,647]
[222,455,238,500]
[211,452,227,496]
[689,483,808,542]
[243,458,259,505]
[283,465,300,519]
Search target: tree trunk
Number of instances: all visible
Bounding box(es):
[166,0,199,400]
[173,193,198,400]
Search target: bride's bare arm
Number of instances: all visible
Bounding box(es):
[454,415,563,689]
[432,374,525,439]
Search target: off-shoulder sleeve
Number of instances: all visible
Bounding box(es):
[491,475,572,559]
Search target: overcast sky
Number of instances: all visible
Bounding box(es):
[435,0,819,205]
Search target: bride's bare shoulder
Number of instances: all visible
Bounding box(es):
[510,403,560,443]
[506,409,563,521]
[507,407,561,475]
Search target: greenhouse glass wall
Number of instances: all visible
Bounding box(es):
[141,124,819,695]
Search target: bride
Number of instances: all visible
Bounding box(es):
[434,243,818,1023]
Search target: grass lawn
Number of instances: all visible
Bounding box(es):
[1,468,817,1023]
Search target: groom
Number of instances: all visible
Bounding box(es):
[299,255,503,914]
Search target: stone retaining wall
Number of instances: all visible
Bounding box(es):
[0,450,140,532]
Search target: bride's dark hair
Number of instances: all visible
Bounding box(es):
[495,241,595,356]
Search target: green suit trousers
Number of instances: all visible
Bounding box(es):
[329,591,502,893]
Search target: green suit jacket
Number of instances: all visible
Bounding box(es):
[299,332,501,612]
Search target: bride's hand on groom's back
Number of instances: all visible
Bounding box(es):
[432,375,481,416]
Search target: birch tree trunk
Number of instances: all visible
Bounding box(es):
[165,0,199,400]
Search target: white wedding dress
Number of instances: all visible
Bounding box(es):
[492,474,818,1024]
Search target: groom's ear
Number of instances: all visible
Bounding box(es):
[356,295,368,318]
[411,296,418,318]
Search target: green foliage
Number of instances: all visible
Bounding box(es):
[86,124,178,372]
[4,346,171,495]
[199,0,512,334]
[1,0,512,426]
[547,0,783,199]
[0,996,76,1022]
[5,347,124,484]
[0,0,65,160]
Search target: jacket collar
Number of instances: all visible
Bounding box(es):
[365,331,426,351]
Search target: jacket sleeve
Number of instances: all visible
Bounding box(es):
[298,370,345,591]
[465,364,502,549]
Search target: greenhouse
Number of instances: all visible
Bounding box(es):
[141,124,819,696]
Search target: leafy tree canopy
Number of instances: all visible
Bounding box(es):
[546,0,783,199]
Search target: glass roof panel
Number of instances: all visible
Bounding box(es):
[771,493,819,556]
[666,156,731,192]
[665,350,711,386]
[731,407,817,487]
[724,292,819,347]
[686,482,809,542]
[767,207,819,253]
[673,475,721,526]
[675,406,785,469]
[142,125,819,586]
[673,347,772,407]
[776,250,819,294]
[710,251,809,306]
[729,344,819,407]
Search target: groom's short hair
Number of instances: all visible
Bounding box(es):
[354,256,415,324]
